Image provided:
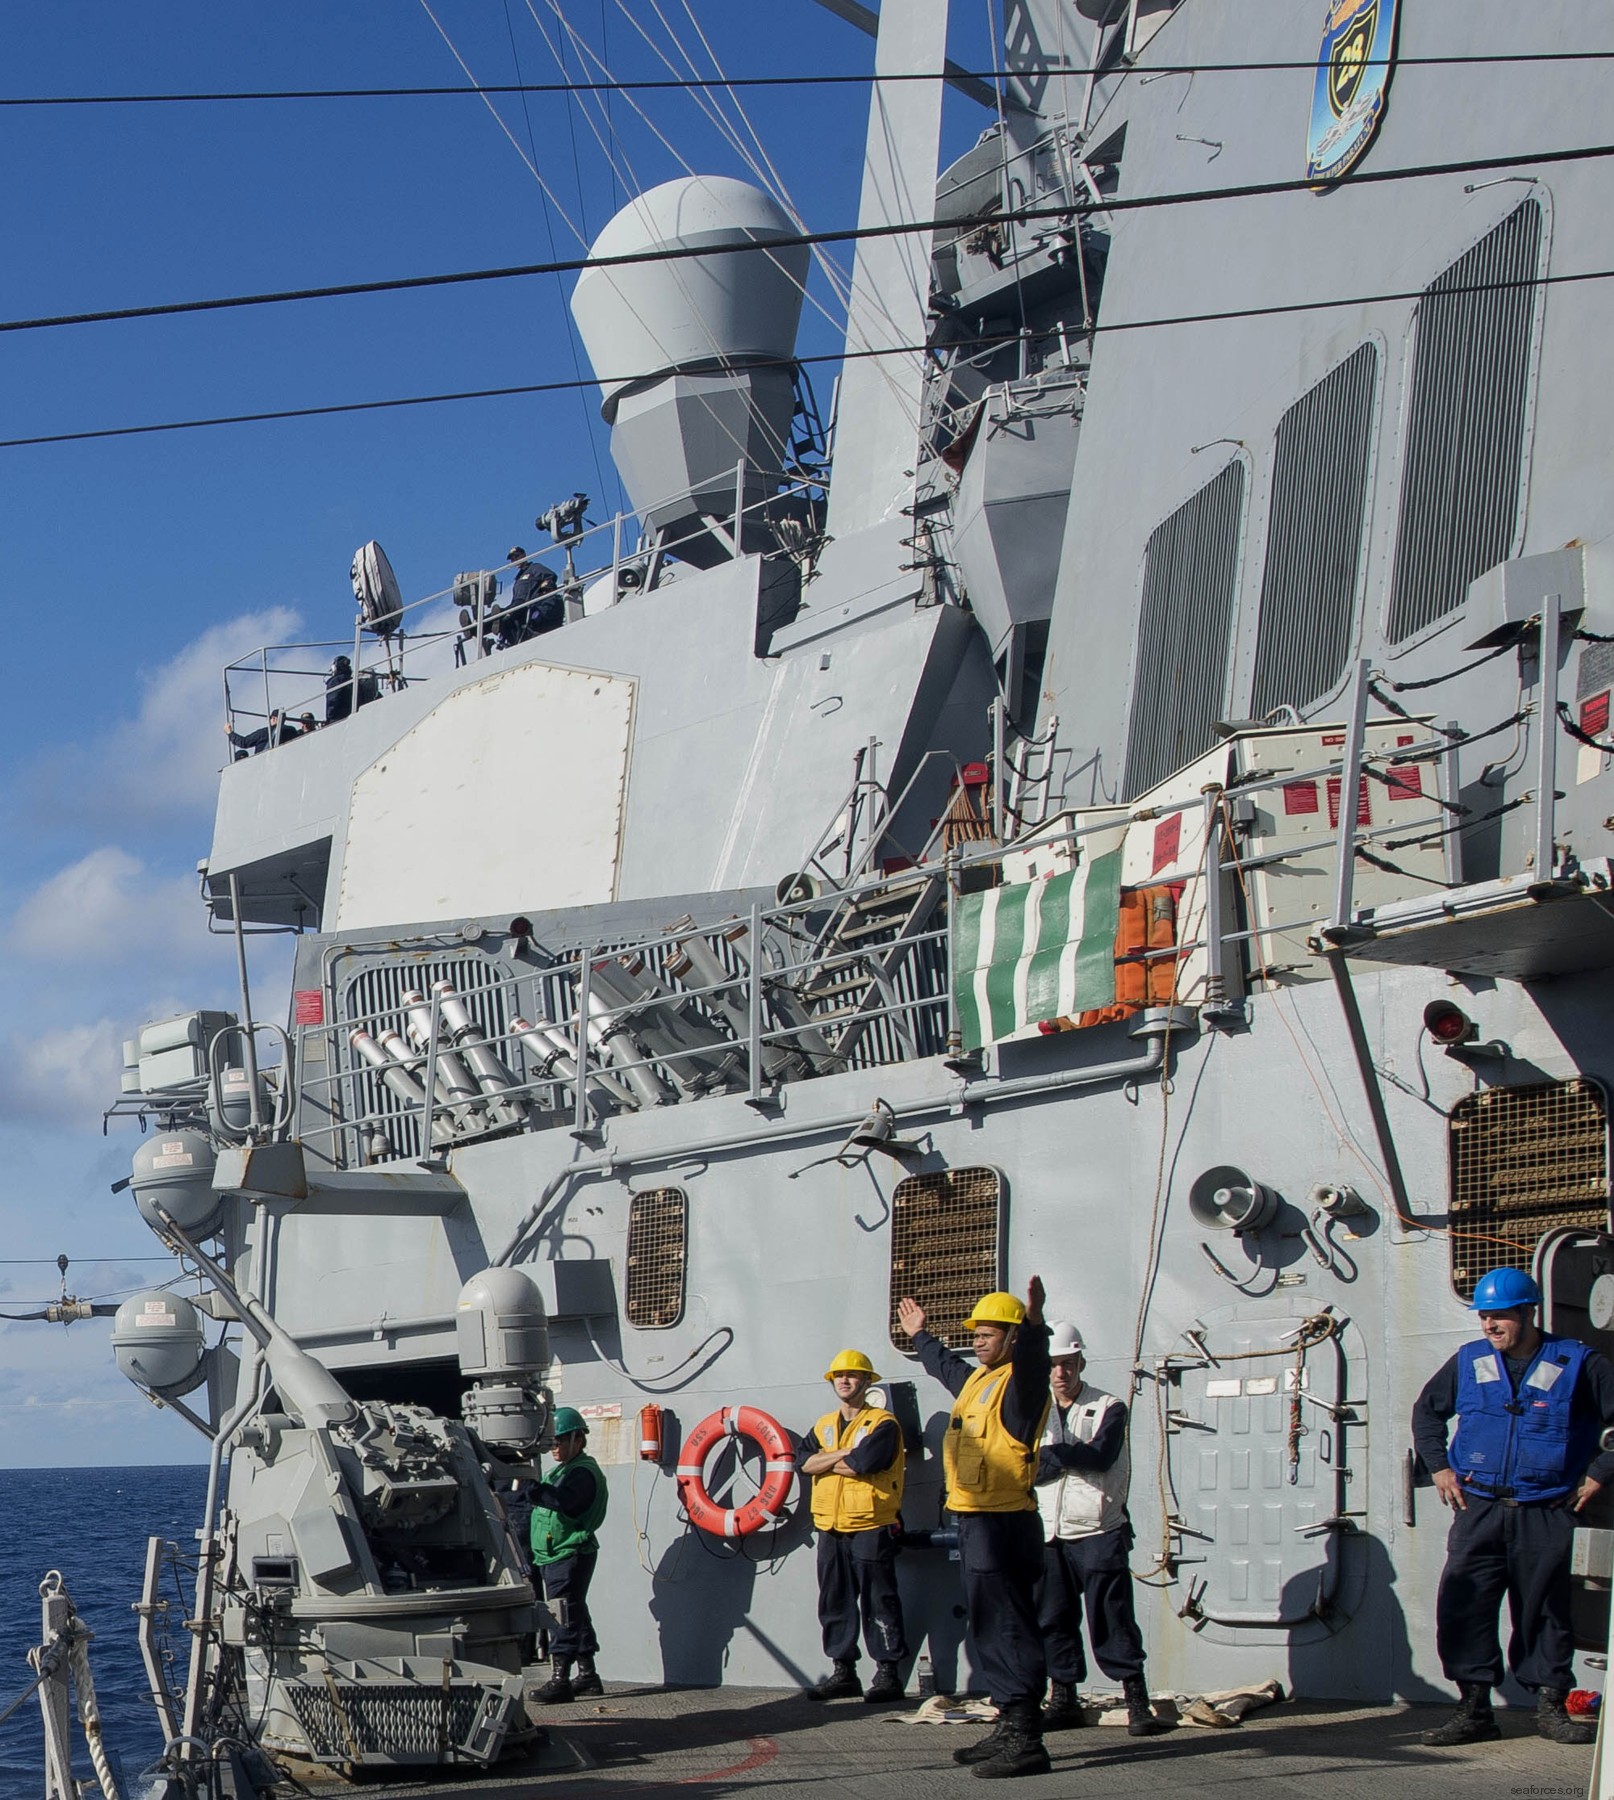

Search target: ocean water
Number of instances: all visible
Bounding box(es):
[0,1466,209,1799]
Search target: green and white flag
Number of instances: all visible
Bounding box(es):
[950,850,1124,1049]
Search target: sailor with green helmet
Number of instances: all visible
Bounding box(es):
[531,1404,609,1704]
[1413,1266,1614,1748]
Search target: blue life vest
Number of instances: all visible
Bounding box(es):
[1449,1335,1598,1503]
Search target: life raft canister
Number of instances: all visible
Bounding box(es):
[676,1405,796,1537]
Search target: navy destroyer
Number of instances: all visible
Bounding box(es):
[77,0,1614,1782]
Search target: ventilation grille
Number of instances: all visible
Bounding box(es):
[1123,460,1246,799]
[889,1167,1004,1350]
[1448,1077,1609,1301]
[285,1679,494,1763]
[1251,343,1379,717]
[625,1187,688,1329]
[1387,200,1542,644]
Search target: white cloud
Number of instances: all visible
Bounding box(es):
[10,846,204,964]
[0,1019,124,1125]
[29,605,303,828]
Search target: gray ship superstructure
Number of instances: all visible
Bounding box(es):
[102,0,1614,1774]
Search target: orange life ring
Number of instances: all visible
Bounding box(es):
[676,1405,796,1537]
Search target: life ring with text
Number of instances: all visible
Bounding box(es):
[676,1405,796,1537]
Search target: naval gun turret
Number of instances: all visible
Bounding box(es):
[118,1150,555,1771]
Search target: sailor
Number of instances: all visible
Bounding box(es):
[798,1347,909,1704]
[224,709,296,757]
[1413,1266,1614,1747]
[530,1405,609,1704]
[1034,1321,1166,1737]
[897,1279,1051,1780]
[501,546,563,647]
[325,655,354,723]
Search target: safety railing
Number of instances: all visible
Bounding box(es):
[220,463,828,743]
[258,608,1590,1167]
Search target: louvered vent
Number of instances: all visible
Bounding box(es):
[889,1167,1004,1351]
[1123,461,1246,799]
[1387,200,1543,643]
[1251,343,1379,717]
[1448,1077,1609,1302]
[624,1187,688,1329]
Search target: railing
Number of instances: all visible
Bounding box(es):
[220,464,828,742]
[287,885,951,1169]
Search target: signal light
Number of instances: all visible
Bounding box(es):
[1423,1000,1477,1047]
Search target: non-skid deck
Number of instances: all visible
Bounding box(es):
[336,1681,1597,1799]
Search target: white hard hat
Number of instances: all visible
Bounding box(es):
[1048,1321,1085,1357]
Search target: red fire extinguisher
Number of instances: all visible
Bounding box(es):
[638,1403,664,1464]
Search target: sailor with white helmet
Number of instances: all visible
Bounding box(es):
[798,1347,909,1703]
[898,1278,1051,1780]
[1032,1320,1166,1738]
[1412,1265,1614,1747]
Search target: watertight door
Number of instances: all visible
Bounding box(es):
[1171,1301,1356,1632]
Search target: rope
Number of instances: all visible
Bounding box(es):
[1361,762,1468,814]
[1354,844,1452,885]
[67,1631,120,1800]
[1558,699,1614,753]
[1375,639,1519,691]
[1383,792,1531,850]
[1575,628,1614,645]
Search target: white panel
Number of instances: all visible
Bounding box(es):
[335,661,634,930]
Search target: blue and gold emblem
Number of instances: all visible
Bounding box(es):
[1306,0,1399,187]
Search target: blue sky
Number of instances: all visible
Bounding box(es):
[0,2,997,1463]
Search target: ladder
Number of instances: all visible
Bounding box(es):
[797,873,946,1065]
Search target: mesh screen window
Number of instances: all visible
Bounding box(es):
[1387,200,1542,644]
[1447,1077,1609,1302]
[889,1167,1004,1350]
[624,1187,688,1329]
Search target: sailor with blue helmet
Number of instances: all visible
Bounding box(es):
[1412,1265,1614,1747]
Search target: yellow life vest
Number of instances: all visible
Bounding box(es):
[809,1405,905,1532]
[943,1363,1048,1514]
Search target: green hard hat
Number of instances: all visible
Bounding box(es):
[551,1405,588,1438]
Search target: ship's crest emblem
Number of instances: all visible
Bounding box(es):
[1307,0,1399,188]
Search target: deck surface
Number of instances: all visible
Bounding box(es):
[336,1680,1599,1799]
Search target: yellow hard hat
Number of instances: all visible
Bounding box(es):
[962,1291,1026,1331]
[824,1348,879,1382]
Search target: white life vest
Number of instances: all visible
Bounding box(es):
[1036,1382,1131,1540]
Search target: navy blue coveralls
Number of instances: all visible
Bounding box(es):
[1413,1334,1614,1692]
[800,1414,910,1666]
[914,1323,1052,1709]
[531,1462,603,1660]
[1034,1400,1146,1682]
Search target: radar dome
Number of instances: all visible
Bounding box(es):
[572,176,808,417]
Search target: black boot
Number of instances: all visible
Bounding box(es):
[1421,1683,1500,1746]
[974,1702,1052,1780]
[571,1656,604,1698]
[952,1717,1008,1765]
[864,1662,904,1703]
[1536,1688,1595,1745]
[534,1661,575,1704]
[1041,1681,1086,1731]
[805,1658,862,1702]
[1123,1673,1169,1736]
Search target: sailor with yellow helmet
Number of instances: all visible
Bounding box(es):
[898,1277,1051,1780]
[798,1347,910,1703]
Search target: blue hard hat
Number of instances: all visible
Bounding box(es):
[1469,1267,1542,1311]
